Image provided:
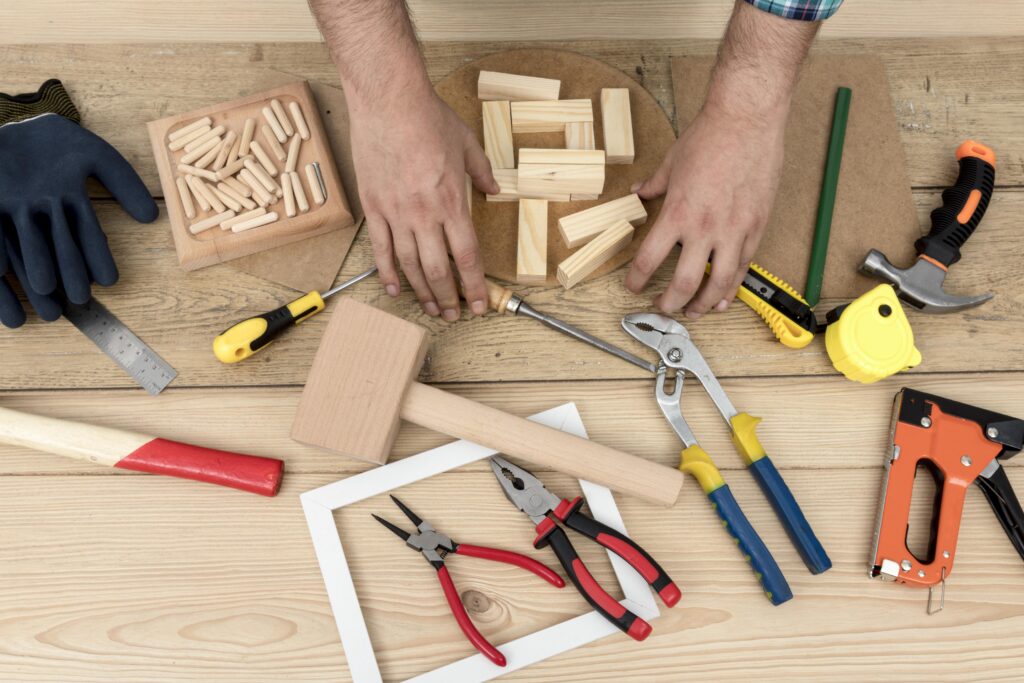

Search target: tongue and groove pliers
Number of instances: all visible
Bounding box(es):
[623,312,831,604]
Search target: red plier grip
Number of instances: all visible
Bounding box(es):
[554,497,681,607]
[455,543,565,587]
[436,565,507,667]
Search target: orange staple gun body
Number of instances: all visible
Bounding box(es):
[871,389,1024,610]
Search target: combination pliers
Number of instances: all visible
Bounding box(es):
[623,312,831,604]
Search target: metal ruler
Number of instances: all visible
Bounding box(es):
[64,299,177,395]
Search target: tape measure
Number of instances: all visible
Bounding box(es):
[823,284,921,384]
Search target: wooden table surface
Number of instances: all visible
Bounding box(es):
[2,22,1024,683]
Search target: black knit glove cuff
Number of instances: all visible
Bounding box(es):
[0,78,80,126]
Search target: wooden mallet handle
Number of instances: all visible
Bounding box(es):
[402,383,684,506]
[0,406,283,496]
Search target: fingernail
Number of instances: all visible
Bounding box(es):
[385,284,398,297]
[714,299,729,312]
[424,301,440,316]
[443,308,459,322]
[630,182,642,193]
[685,309,702,320]
[471,299,487,315]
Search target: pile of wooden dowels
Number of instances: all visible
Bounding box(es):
[167,98,328,235]
[477,70,639,289]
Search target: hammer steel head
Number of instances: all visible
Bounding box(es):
[859,249,992,313]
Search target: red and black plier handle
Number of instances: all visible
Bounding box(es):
[435,543,564,667]
[534,497,681,641]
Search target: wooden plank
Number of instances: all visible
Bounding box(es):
[0,189,1021,389]
[1,466,1023,681]
[556,220,634,289]
[481,100,514,169]
[2,40,1021,193]
[510,99,593,133]
[558,193,647,248]
[517,162,605,196]
[518,148,605,166]
[600,87,634,164]
[564,121,596,150]
[516,198,548,283]
[5,373,1024,477]
[478,69,560,101]
[2,1,1020,43]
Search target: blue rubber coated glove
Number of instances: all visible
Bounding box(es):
[0,79,158,328]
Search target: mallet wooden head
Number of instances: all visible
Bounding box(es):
[291,298,429,464]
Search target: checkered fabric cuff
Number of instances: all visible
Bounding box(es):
[744,0,844,21]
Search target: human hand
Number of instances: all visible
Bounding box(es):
[349,90,499,321]
[624,100,786,318]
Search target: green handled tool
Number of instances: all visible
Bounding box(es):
[213,266,377,363]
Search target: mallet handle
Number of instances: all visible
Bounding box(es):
[916,140,996,267]
[400,382,685,506]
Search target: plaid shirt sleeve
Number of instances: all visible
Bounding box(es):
[744,0,844,21]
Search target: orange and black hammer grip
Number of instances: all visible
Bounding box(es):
[916,140,996,268]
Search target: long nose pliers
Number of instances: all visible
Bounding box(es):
[373,495,565,667]
[623,312,831,604]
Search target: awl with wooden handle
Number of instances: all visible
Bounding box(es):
[0,406,284,495]
[470,277,657,373]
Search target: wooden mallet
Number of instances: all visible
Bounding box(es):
[0,406,284,496]
[291,298,685,506]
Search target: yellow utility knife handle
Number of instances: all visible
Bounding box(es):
[213,291,325,364]
[737,264,815,350]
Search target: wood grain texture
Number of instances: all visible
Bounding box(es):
[600,88,634,164]
[481,100,514,169]
[557,220,634,289]
[3,1,1020,43]
[517,162,605,196]
[565,120,596,150]
[516,198,548,283]
[558,193,647,248]
[510,98,593,133]
[477,69,560,101]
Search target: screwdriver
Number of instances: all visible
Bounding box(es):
[213,266,377,364]
[470,277,657,373]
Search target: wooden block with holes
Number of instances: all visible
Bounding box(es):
[558,193,647,248]
[147,80,352,271]
[482,101,514,169]
[510,99,593,133]
[557,220,634,289]
[565,121,595,150]
[478,70,560,102]
[517,199,548,284]
[601,88,635,164]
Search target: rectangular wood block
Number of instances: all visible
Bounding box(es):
[558,193,647,248]
[487,169,570,202]
[518,148,605,166]
[478,70,560,101]
[557,220,634,289]
[482,101,514,169]
[517,163,605,196]
[565,121,596,150]
[517,198,548,284]
[291,298,429,464]
[601,88,635,164]
[510,100,593,133]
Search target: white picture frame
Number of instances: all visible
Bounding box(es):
[300,403,661,683]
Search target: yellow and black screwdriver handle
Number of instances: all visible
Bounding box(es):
[213,291,326,364]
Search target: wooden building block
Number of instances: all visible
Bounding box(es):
[571,194,601,201]
[510,99,593,133]
[487,169,571,202]
[557,220,634,289]
[601,88,635,164]
[565,121,596,150]
[477,70,560,102]
[516,198,548,284]
[517,163,604,197]
[557,193,647,248]
[482,101,514,169]
[518,148,605,166]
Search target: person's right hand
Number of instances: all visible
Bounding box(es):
[349,90,499,321]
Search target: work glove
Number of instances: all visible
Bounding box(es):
[0,79,158,328]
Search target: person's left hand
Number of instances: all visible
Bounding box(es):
[624,104,785,318]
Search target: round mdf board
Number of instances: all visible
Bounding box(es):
[436,49,676,287]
